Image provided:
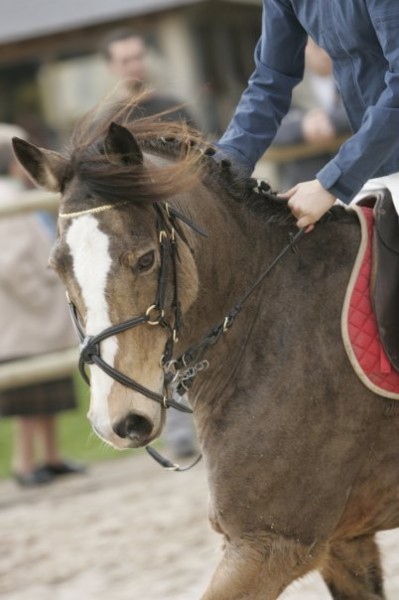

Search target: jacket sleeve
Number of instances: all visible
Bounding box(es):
[216,0,308,175]
[317,3,399,202]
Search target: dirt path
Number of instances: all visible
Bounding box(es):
[1,454,398,600]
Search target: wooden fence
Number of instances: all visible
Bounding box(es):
[0,188,59,217]
[263,134,349,164]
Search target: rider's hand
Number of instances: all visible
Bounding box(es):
[278,179,336,229]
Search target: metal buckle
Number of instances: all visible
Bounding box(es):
[223,316,233,332]
[146,304,165,325]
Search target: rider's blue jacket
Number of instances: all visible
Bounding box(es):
[216,0,399,203]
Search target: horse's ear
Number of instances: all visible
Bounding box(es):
[104,122,143,165]
[12,138,70,192]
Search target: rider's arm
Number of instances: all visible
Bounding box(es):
[317,2,399,203]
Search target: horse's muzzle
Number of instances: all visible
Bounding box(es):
[112,411,154,447]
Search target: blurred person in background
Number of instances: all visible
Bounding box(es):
[101,28,198,459]
[271,39,350,191]
[101,27,196,127]
[0,124,85,486]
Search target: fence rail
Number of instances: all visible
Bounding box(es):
[263,134,349,164]
[0,348,79,391]
[0,189,60,217]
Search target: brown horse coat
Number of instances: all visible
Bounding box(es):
[12,106,399,600]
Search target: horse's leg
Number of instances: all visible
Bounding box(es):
[201,536,323,600]
[322,535,386,600]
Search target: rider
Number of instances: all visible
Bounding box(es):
[215,0,399,229]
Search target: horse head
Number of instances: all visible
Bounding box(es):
[13,119,202,450]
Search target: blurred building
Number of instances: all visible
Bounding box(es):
[0,0,261,139]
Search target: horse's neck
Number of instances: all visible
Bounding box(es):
[174,184,275,406]
[180,183,268,309]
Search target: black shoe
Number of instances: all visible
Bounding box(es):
[41,460,87,477]
[13,468,54,487]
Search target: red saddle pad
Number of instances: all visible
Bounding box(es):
[341,205,399,399]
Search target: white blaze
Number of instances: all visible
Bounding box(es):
[66,215,117,435]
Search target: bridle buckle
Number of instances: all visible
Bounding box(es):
[146,304,165,326]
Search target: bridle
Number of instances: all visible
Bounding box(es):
[61,200,206,415]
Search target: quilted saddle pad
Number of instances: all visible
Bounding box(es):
[341,205,399,400]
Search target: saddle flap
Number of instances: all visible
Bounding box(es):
[374,188,399,255]
[372,188,399,371]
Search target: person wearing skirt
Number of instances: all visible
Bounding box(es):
[0,124,85,486]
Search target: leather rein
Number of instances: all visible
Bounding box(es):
[61,189,306,471]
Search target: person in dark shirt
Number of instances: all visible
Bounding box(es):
[101,28,195,126]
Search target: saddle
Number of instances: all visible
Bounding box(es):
[363,189,399,372]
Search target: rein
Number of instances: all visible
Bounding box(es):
[62,190,306,472]
[167,227,306,398]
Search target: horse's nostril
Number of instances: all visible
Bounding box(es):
[113,413,153,442]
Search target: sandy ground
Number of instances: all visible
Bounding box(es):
[1,453,399,600]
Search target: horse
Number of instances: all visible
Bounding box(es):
[13,105,399,600]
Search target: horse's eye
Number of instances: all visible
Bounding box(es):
[136,250,155,272]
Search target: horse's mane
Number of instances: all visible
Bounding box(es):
[68,96,354,226]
